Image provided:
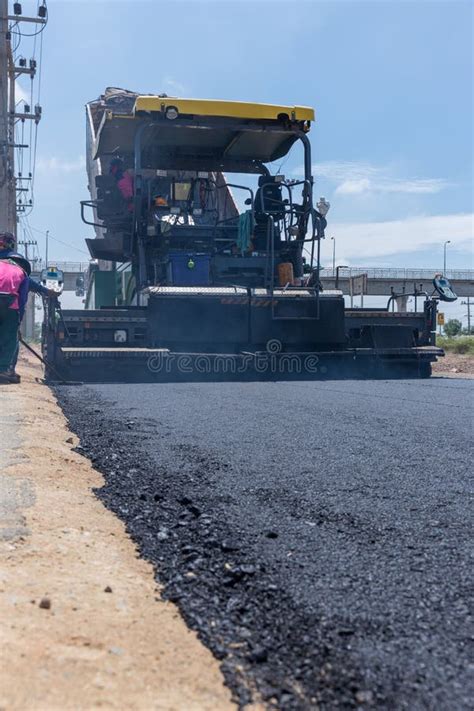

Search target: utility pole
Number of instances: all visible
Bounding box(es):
[18,237,37,266]
[18,237,38,340]
[0,1,46,240]
[331,237,336,276]
[461,297,472,334]
[0,0,15,235]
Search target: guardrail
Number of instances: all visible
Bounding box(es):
[321,267,474,280]
[28,261,474,281]
[31,261,90,273]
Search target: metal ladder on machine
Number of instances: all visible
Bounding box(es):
[264,214,322,322]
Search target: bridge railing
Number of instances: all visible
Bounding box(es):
[28,261,474,281]
[30,261,90,273]
[321,267,474,281]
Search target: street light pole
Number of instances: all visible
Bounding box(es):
[331,237,335,276]
[45,230,49,268]
[443,240,451,275]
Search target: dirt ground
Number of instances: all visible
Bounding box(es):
[432,351,474,376]
[0,353,234,711]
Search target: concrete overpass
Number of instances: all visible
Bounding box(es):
[30,263,474,297]
[23,262,472,338]
[320,267,474,298]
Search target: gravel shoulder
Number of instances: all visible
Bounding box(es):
[0,354,234,711]
[432,352,474,376]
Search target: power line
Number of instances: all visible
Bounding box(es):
[8,1,48,225]
[26,222,90,257]
[10,1,48,38]
[461,298,472,333]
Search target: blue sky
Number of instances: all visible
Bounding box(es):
[14,0,473,276]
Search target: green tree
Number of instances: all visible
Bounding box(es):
[444,319,462,337]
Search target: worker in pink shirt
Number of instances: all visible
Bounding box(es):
[109,158,134,210]
[0,233,55,384]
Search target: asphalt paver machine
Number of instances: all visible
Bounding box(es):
[43,89,449,381]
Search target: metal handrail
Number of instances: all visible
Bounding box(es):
[321,267,474,280]
[29,263,474,280]
[31,261,91,273]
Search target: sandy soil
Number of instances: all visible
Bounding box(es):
[0,354,234,711]
[432,351,474,377]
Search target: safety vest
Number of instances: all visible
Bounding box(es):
[0,259,26,310]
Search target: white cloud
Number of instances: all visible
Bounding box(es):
[311,160,450,196]
[328,213,473,260]
[315,161,378,182]
[336,178,371,195]
[36,155,86,174]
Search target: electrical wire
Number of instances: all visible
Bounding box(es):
[28,28,44,207]
[11,1,48,38]
[10,2,48,224]
[37,22,43,103]
[26,223,90,257]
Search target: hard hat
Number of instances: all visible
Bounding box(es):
[4,252,32,275]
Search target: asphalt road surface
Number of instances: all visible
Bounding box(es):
[57,378,473,710]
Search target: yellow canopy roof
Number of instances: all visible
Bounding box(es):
[134,96,315,123]
[92,95,315,170]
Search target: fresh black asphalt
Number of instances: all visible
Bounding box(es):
[56,378,473,710]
